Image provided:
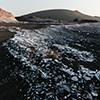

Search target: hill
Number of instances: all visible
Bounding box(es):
[16,9,100,22]
[0,8,17,22]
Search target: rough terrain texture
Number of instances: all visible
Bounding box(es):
[0,23,100,100]
[0,8,17,21]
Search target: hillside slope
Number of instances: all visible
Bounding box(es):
[16,9,100,22]
[0,8,17,22]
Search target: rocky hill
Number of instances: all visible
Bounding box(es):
[0,8,17,22]
[16,9,100,22]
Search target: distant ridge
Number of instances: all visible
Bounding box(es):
[0,8,17,22]
[16,9,100,22]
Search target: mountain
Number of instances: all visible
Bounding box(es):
[16,9,100,22]
[0,8,17,22]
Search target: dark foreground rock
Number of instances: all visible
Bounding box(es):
[0,44,29,100]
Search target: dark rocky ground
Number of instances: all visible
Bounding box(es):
[0,22,100,100]
[0,22,49,100]
[0,43,27,100]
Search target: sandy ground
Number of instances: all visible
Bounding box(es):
[0,22,50,43]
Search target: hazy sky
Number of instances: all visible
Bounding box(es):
[0,0,100,16]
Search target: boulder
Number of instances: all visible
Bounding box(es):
[73,18,80,22]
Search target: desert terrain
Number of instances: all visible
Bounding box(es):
[0,8,100,100]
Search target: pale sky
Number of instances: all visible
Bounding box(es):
[0,0,100,17]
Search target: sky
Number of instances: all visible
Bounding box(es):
[0,0,100,17]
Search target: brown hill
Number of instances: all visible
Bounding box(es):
[16,9,100,22]
[0,8,17,22]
